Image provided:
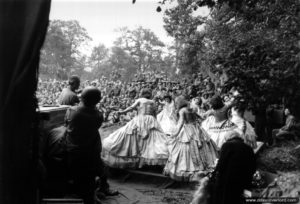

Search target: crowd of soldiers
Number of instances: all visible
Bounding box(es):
[37,72,225,124]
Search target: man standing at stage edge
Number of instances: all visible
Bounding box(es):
[65,87,118,203]
[58,75,80,106]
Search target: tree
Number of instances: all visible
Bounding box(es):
[40,20,91,79]
[163,0,204,41]
[85,46,137,81]
[201,0,299,109]
[161,50,177,79]
[114,26,165,73]
[90,43,109,70]
[163,0,207,76]
[108,46,138,81]
[163,0,300,108]
[162,0,300,140]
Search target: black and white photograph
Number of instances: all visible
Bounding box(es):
[0,0,299,203]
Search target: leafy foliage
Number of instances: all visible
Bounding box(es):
[40,20,91,79]
[89,43,109,70]
[114,26,165,73]
[206,0,299,110]
[84,26,175,81]
[162,0,300,111]
[107,46,138,81]
[163,0,207,75]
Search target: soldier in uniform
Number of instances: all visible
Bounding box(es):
[58,75,80,106]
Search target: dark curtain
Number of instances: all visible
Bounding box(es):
[0,0,51,203]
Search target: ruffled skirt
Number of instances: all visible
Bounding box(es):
[101,115,169,168]
[157,108,177,135]
[163,123,218,181]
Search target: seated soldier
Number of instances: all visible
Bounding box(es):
[58,75,80,106]
[272,107,300,145]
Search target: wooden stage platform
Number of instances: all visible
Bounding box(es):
[38,106,69,130]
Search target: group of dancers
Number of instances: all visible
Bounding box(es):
[44,77,258,203]
[101,88,257,181]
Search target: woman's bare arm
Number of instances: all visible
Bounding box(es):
[119,99,140,114]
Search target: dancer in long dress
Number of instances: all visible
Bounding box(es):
[157,95,177,135]
[164,96,218,181]
[201,95,238,149]
[230,104,257,149]
[102,88,169,168]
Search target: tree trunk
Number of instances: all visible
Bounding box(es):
[254,108,268,143]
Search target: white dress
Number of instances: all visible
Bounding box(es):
[157,101,177,135]
[231,108,257,149]
[101,98,169,168]
[201,116,238,149]
[164,108,218,181]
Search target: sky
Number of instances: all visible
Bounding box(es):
[50,0,210,56]
[50,0,174,49]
